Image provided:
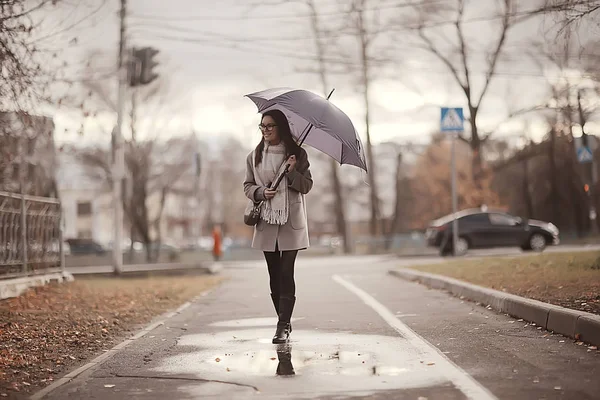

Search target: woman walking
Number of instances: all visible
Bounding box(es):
[243,109,313,344]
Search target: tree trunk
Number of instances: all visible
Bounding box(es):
[386,152,403,250]
[153,187,168,262]
[128,224,135,262]
[330,158,352,253]
[469,107,484,202]
[522,157,534,219]
[361,48,379,247]
[145,241,153,263]
[548,127,560,221]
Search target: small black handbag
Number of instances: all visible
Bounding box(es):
[244,201,263,226]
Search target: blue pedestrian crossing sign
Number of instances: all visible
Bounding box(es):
[440,107,464,132]
[577,146,594,164]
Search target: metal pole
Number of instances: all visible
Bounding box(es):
[451,132,458,256]
[59,209,65,272]
[113,0,127,275]
[19,137,28,275]
[21,194,27,275]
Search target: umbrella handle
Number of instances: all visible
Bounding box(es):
[268,164,291,190]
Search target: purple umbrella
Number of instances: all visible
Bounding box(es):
[245,87,368,172]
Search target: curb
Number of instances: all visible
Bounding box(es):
[30,288,216,400]
[0,271,74,300]
[66,262,220,277]
[389,268,600,347]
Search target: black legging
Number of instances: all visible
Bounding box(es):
[263,243,298,299]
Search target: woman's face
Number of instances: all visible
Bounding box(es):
[260,115,280,144]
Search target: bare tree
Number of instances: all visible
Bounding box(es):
[303,0,353,253]
[1,1,49,107]
[1,1,110,108]
[202,137,249,236]
[338,0,398,245]
[403,0,519,193]
[410,135,501,228]
[74,51,195,261]
[384,146,415,249]
[541,0,600,28]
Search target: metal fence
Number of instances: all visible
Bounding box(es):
[0,191,63,279]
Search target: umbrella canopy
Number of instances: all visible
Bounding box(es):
[245,87,367,171]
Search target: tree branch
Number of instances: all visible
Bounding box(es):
[455,0,472,102]
[476,0,511,107]
[417,26,467,94]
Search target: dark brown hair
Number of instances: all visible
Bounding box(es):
[254,109,301,166]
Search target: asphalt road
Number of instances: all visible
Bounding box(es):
[44,255,600,400]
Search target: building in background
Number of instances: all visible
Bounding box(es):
[57,151,112,243]
[0,111,58,197]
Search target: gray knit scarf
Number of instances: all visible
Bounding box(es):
[252,142,289,225]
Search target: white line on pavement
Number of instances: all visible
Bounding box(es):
[332,274,498,400]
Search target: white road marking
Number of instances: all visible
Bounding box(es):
[333,274,498,400]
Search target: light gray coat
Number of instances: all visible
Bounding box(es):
[243,148,313,252]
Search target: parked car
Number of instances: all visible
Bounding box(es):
[425,209,560,256]
[65,238,107,256]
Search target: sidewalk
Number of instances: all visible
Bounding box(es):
[34,256,600,400]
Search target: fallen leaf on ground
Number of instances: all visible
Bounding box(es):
[104,384,115,388]
[215,358,221,362]
[0,275,222,396]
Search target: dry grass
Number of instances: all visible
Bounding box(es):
[407,251,600,315]
[0,274,223,398]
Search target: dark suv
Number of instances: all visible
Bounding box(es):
[425,209,560,255]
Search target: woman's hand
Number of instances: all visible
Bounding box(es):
[287,155,297,171]
[264,188,277,199]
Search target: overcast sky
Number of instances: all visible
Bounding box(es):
[33,0,597,151]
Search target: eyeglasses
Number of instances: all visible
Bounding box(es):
[259,124,277,132]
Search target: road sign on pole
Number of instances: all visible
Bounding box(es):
[441,107,464,256]
[441,107,464,132]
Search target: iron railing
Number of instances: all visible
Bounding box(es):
[0,191,63,279]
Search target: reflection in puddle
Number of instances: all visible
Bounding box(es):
[153,326,449,396]
[275,344,295,376]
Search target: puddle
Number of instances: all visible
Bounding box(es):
[153,320,451,397]
[209,317,303,328]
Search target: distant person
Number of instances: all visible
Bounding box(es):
[212,225,222,261]
[243,109,313,344]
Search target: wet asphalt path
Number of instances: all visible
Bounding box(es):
[44,255,600,400]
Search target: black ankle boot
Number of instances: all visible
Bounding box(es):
[272,322,291,344]
[273,296,295,344]
[271,294,292,332]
